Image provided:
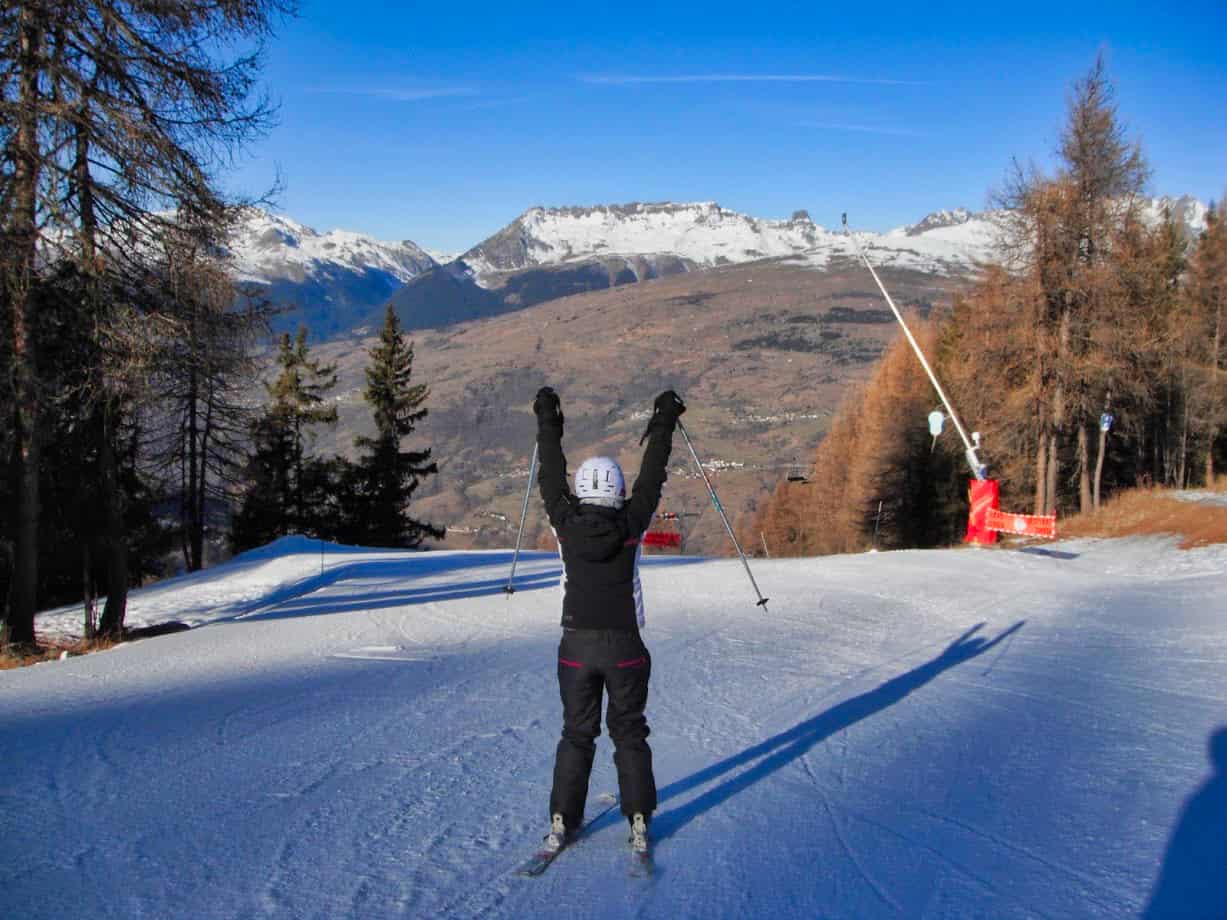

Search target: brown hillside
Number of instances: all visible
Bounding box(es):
[313,257,964,555]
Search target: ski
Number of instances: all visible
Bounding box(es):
[629,849,654,879]
[514,792,618,878]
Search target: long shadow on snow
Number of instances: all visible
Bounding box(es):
[649,620,1026,842]
[240,571,564,620]
[226,553,705,623]
[1143,725,1227,919]
[211,551,529,622]
[1017,546,1080,561]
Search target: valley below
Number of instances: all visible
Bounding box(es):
[312,257,962,556]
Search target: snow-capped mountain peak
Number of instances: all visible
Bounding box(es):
[225,211,435,286]
[1139,195,1209,236]
[458,201,831,279]
[231,196,1212,340]
[903,207,976,236]
[221,210,438,338]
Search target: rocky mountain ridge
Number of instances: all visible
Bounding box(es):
[223,211,437,337]
[227,195,1211,339]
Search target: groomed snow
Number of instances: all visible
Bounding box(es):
[4,535,1225,918]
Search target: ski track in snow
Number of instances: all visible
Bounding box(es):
[2,535,1226,918]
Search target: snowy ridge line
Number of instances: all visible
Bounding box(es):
[451,195,1208,288]
[215,196,1209,308]
[225,211,436,286]
[456,200,1003,283]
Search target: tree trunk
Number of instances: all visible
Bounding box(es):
[186,352,201,571]
[1077,424,1092,513]
[3,6,45,648]
[72,84,131,638]
[1166,383,1181,486]
[1093,427,1108,510]
[1173,399,1182,493]
[1208,299,1222,485]
[1045,433,1059,516]
[1092,391,1111,509]
[1034,428,1048,515]
[1045,307,1071,516]
[82,543,96,639]
[97,401,129,638]
[191,377,216,572]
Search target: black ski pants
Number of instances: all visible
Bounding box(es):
[549,627,656,829]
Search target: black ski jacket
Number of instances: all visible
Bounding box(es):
[536,414,675,631]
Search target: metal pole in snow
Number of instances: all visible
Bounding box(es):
[505,443,539,595]
[842,213,986,481]
[678,420,769,610]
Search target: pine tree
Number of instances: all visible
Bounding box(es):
[1,0,291,644]
[995,55,1150,514]
[231,328,338,550]
[351,306,442,548]
[146,225,273,572]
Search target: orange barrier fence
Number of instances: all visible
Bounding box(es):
[985,508,1058,539]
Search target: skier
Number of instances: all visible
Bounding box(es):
[532,385,685,862]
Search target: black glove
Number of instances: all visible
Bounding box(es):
[533,386,563,425]
[640,390,685,443]
[654,390,686,421]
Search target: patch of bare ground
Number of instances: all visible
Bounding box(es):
[1,622,189,670]
[1058,479,1227,548]
[0,635,122,670]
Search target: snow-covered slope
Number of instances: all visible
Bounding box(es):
[6,536,1226,918]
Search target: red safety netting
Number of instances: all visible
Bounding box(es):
[642,531,682,548]
[985,508,1058,539]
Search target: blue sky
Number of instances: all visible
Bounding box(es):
[229,1,1227,253]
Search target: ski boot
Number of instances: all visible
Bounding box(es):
[545,813,569,853]
[628,812,652,877]
[629,813,649,854]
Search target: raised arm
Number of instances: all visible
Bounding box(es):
[627,390,686,535]
[534,386,574,528]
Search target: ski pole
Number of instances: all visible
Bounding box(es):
[841,213,985,481]
[677,420,769,610]
[505,442,539,595]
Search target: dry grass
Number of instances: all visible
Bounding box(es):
[1059,478,1227,549]
[0,635,123,671]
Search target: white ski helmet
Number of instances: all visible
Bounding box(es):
[575,456,626,506]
